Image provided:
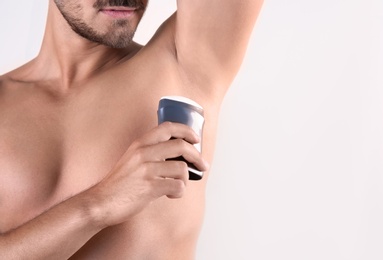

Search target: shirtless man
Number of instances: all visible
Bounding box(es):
[0,0,263,259]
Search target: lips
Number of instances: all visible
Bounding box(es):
[101,6,137,11]
[100,7,137,18]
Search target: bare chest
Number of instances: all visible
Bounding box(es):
[0,82,162,232]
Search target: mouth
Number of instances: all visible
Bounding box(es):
[99,6,138,18]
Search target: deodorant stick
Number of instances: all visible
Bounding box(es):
[157,96,205,180]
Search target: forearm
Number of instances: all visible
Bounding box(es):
[0,188,104,260]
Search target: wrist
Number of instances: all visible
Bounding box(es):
[78,185,110,231]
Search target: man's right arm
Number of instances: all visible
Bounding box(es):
[0,122,208,259]
[0,189,104,259]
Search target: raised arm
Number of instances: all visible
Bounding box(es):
[174,0,264,89]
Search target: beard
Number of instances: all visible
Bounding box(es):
[54,0,146,48]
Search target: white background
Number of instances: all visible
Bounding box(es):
[1,1,382,259]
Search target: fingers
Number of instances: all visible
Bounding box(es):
[131,122,208,172]
[143,139,209,172]
[144,160,189,180]
[154,178,186,199]
[134,122,200,147]
[145,161,189,198]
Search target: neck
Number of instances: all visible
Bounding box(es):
[29,1,138,91]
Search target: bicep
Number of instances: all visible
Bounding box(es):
[174,0,264,86]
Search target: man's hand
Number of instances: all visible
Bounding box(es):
[91,121,209,228]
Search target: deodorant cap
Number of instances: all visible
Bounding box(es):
[159,96,204,116]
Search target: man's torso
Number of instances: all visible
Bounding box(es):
[0,21,221,259]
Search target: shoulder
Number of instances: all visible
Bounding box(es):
[0,67,34,101]
[0,76,4,97]
[0,73,11,95]
[0,63,32,86]
[0,70,23,91]
[0,74,14,107]
[0,73,15,100]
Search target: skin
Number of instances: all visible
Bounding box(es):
[0,0,264,259]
